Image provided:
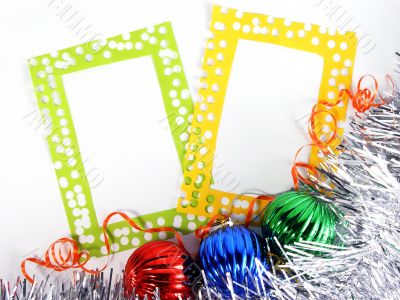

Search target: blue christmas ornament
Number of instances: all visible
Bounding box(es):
[198,221,269,298]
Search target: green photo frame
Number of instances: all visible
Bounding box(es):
[28,22,207,257]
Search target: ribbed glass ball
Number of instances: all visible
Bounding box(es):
[124,240,197,299]
[262,190,339,251]
[199,225,269,298]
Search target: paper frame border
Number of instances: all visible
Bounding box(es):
[28,22,207,257]
[177,6,357,219]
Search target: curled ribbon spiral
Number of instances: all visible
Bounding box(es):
[20,237,101,284]
[292,75,394,189]
[292,98,340,189]
[21,211,186,284]
[340,74,394,113]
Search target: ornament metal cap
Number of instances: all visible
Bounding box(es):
[209,217,233,234]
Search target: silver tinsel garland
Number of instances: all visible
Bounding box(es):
[196,55,400,299]
[2,57,399,300]
[279,56,400,299]
[0,270,125,300]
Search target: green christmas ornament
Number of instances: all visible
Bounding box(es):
[261,190,340,251]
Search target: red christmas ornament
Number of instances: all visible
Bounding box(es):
[123,240,197,299]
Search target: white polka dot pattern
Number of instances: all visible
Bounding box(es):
[177,6,357,219]
[28,22,208,257]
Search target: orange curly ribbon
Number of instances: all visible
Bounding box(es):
[21,211,186,284]
[340,74,394,113]
[291,75,394,189]
[20,237,101,284]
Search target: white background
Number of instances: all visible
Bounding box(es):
[0,0,399,281]
[62,56,183,218]
[212,40,323,194]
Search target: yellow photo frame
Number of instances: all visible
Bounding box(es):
[177,6,357,218]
